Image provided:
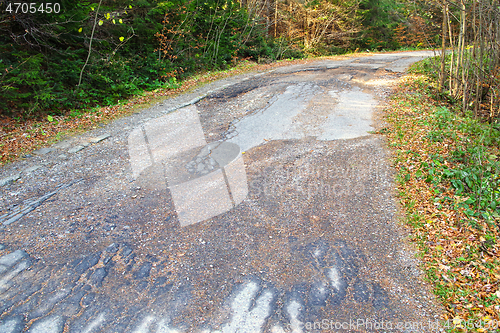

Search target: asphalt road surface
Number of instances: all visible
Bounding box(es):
[0,51,444,333]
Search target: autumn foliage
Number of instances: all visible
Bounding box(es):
[385,74,500,331]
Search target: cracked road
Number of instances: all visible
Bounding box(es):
[0,51,443,332]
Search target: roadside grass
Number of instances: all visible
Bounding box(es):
[383,71,500,332]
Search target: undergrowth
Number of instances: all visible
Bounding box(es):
[384,69,500,332]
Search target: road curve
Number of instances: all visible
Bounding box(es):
[0,51,444,333]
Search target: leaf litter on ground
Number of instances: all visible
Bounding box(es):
[383,73,500,332]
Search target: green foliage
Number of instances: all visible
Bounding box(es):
[417,102,500,225]
[0,0,425,119]
[0,52,56,115]
[1,0,302,118]
[408,69,500,226]
[444,139,500,223]
[354,0,404,50]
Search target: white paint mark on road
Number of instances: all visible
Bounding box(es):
[0,317,22,333]
[269,300,303,333]
[81,312,105,333]
[27,315,64,333]
[133,315,156,333]
[287,300,304,333]
[221,281,275,333]
[328,266,343,291]
[271,325,286,333]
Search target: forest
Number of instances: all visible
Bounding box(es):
[0,0,432,118]
[1,0,499,120]
[1,0,498,121]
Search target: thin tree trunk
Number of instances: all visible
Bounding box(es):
[447,5,455,96]
[439,0,448,93]
[274,0,278,37]
[78,0,103,87]
[265,0,270,37]
[287,2,292,38]
[304,8,309,49]
[460,0,466,112]
[473,0,480,116]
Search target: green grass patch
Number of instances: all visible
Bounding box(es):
[384,67,500,331]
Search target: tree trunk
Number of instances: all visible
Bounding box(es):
[459,0,466,113]
[274,0,278,37]
[439,0,448,93]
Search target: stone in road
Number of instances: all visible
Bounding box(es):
[0,51,443,332]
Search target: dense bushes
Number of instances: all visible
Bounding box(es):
[0,0,426,119]
[0,0,302,118]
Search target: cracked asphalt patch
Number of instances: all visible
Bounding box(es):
[0,51,444,332]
